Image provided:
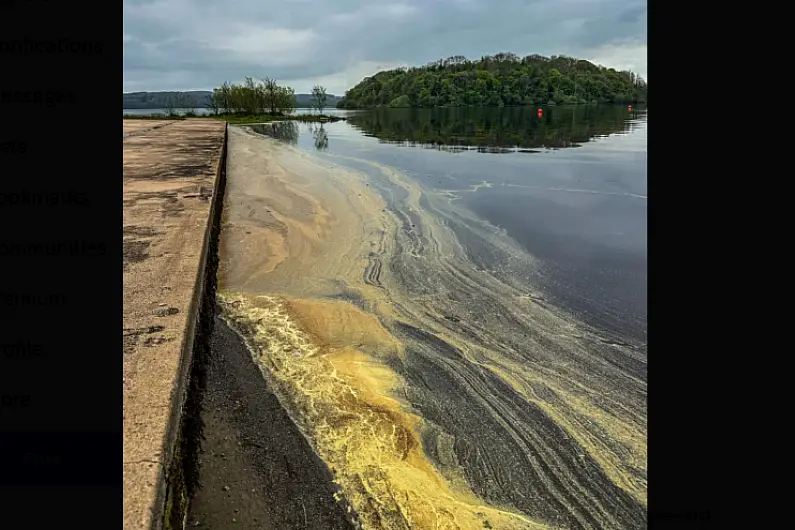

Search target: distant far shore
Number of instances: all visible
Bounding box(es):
[122,112,347,124]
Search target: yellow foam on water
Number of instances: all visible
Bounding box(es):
[220,293,551,530]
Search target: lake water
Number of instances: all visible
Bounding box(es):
[122,107,350,116]
[208,105,648,529]
[262,106,647,346]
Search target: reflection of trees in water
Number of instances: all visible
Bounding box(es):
[347,106,646,151]
[248,121,299,144]
[249,121,330,151]
[307,123,329,151]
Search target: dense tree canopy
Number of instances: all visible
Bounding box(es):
[208,78,297,115]
[337,53,647,108]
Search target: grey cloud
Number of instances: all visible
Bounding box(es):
[617,4,646,24]
[124,0,646,93]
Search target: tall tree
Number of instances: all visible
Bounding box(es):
[262,77,279,115]
[311,84,328,115]
[207,91,220,115]
[211,82,230,114]
[277,86,296,114]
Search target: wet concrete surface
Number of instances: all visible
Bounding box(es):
[186,310,358,530]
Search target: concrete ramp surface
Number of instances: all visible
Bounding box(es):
[123,119,226,530]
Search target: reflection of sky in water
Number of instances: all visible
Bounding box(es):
[289,111,647,342]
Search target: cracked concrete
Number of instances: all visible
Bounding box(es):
[123,119,227,530]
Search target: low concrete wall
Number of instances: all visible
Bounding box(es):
[123,120,228,530]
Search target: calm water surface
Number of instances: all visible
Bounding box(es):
[227,106,648,528]
[122,107,351,116]
[262,106,647,346]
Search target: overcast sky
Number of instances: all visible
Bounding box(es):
[123,0,646,95]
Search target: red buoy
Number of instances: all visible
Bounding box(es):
[537,108,543,117]
[628,105,632,110]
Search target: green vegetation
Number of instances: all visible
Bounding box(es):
[311,84,328,114]
[211,114,275,125]
[200,79,348,123]
[337,53,647,108]
[207,78,297,116]
[388,95,411,108]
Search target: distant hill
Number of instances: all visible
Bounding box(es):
[123,91,212,109]
[123,90,343,109]
[337,53,648,108]
[295,93,343,108]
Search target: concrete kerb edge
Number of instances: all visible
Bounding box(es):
[147,122,229,530]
